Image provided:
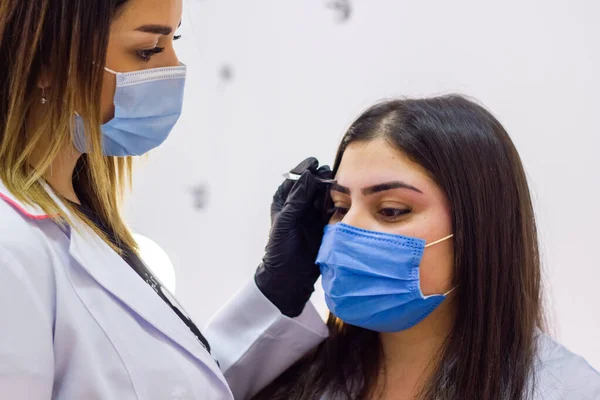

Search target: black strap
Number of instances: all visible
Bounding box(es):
[74,202,211,353]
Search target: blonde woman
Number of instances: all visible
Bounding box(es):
[0,1,331,399]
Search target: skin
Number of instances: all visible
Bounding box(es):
[330,138,456,399]
[40,0,182,203]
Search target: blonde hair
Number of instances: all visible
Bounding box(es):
[0,0,136,251]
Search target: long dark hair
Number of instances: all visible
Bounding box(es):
[0,0,136,250]
[255,95,544,400]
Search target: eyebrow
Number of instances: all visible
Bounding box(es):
[331,181,424,196]
[135,21,181,36]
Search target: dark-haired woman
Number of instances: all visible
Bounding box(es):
[255,96,600,400]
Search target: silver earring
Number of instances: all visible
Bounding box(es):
[41,87,48,105]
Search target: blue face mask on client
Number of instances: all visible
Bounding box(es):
[74,64,187,157]
[316,223,455,332]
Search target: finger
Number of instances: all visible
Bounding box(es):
[312,165,334,211]
[272,159,322,222]
[272,179,295,206]
[271,179,295,221]
[290,157,319,175]
[281,171,319,216]
[273,159,327,223]
[316,164,331,174]
[313,182,334,222]
[316,165,334,181]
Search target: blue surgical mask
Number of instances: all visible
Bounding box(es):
[316,223,455,332]
[74,64,187,156]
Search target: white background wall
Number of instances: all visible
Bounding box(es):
[124,0,600,370]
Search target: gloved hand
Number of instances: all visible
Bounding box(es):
[255,157,334,318]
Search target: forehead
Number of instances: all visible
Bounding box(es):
[113,0,182,30]
[336,138,433,188]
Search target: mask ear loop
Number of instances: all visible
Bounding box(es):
[423,234,457,297]
[104,67,118,75]
[425,234,454,248]
[443,286,457,296]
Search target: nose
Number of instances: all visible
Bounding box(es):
[163,45,180,68]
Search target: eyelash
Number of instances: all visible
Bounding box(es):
[137,35,182,62]
[332,206,412,221]
[138,46,164,62]
[379,208,411,219]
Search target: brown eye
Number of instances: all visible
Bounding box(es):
[333,206,349,217]
[379,208,411,219]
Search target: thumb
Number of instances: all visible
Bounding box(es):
[281,170,320,217]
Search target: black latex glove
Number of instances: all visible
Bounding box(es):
[255,157,334,318]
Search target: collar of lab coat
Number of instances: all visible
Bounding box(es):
[0,179,228,391]
[0,180,51,219]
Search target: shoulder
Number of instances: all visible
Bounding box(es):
[0,194,56,261]
[534,333,600,399]
[0,185,64,300]
[0,191,63,327]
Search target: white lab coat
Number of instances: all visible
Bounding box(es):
[0,179,328,400]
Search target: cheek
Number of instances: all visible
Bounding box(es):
[415,207,454,295]
[419,242,454,296]
[100,72,116,124]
